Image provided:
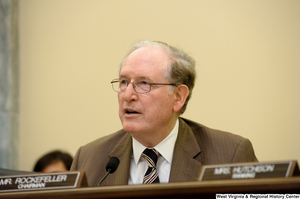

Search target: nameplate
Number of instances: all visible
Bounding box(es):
[0,171,87,192]
[199,160,299,181]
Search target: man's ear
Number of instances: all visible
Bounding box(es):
[173,85,189,113]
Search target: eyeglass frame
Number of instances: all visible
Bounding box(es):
[111,78,179,94]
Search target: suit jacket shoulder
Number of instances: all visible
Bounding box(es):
[71,129,132,186]
[169,118,257,183]
[180,117,258,164]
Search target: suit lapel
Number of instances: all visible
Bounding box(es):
[169,118,202,182]
[101,131,132,186]
[100,118,202,185]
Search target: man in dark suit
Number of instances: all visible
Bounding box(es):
[71,41,257,186]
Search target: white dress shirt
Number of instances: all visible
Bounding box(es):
[128,119,179,184]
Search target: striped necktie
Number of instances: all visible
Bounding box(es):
[142,148,160,184]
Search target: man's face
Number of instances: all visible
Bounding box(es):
[118,46,177,143]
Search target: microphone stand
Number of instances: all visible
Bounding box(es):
[97,169,111,186]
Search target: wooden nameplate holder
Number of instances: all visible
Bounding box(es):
[199,160,300,181]
[0,170,88,193]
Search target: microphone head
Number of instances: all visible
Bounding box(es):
[106,157,120,174]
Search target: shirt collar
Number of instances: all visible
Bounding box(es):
[132,119,179,165]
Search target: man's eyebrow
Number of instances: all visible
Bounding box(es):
[119,75,127,78]
[119,75,151,80]
[137,76,150,80]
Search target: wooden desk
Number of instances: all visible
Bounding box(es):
[0,177,300,199]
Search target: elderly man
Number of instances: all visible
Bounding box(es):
[71,41,257,186]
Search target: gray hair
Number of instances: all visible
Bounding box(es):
[119,41,196,114]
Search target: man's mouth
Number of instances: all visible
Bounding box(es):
[125,109,139,114]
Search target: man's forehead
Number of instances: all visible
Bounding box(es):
[125,46,170,64]
[119,46,170,80]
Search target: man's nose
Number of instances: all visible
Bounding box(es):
[122,82,138,101]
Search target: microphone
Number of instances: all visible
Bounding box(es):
[97,157,120,186]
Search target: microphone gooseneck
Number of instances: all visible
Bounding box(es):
[97,157,120,186]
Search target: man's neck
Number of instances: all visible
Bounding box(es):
[131,118,178,148]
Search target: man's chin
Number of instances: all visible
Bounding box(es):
[122,122,142,134]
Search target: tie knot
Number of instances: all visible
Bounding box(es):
[142,148,159,168]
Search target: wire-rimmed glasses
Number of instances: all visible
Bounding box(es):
[111,79,178,94]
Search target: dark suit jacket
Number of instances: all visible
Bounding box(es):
[71,118,257,186]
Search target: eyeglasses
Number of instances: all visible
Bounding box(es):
[111,79,178,94]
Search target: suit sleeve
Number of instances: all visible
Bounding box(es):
[70,147,82,171]
[232,138,258,163]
